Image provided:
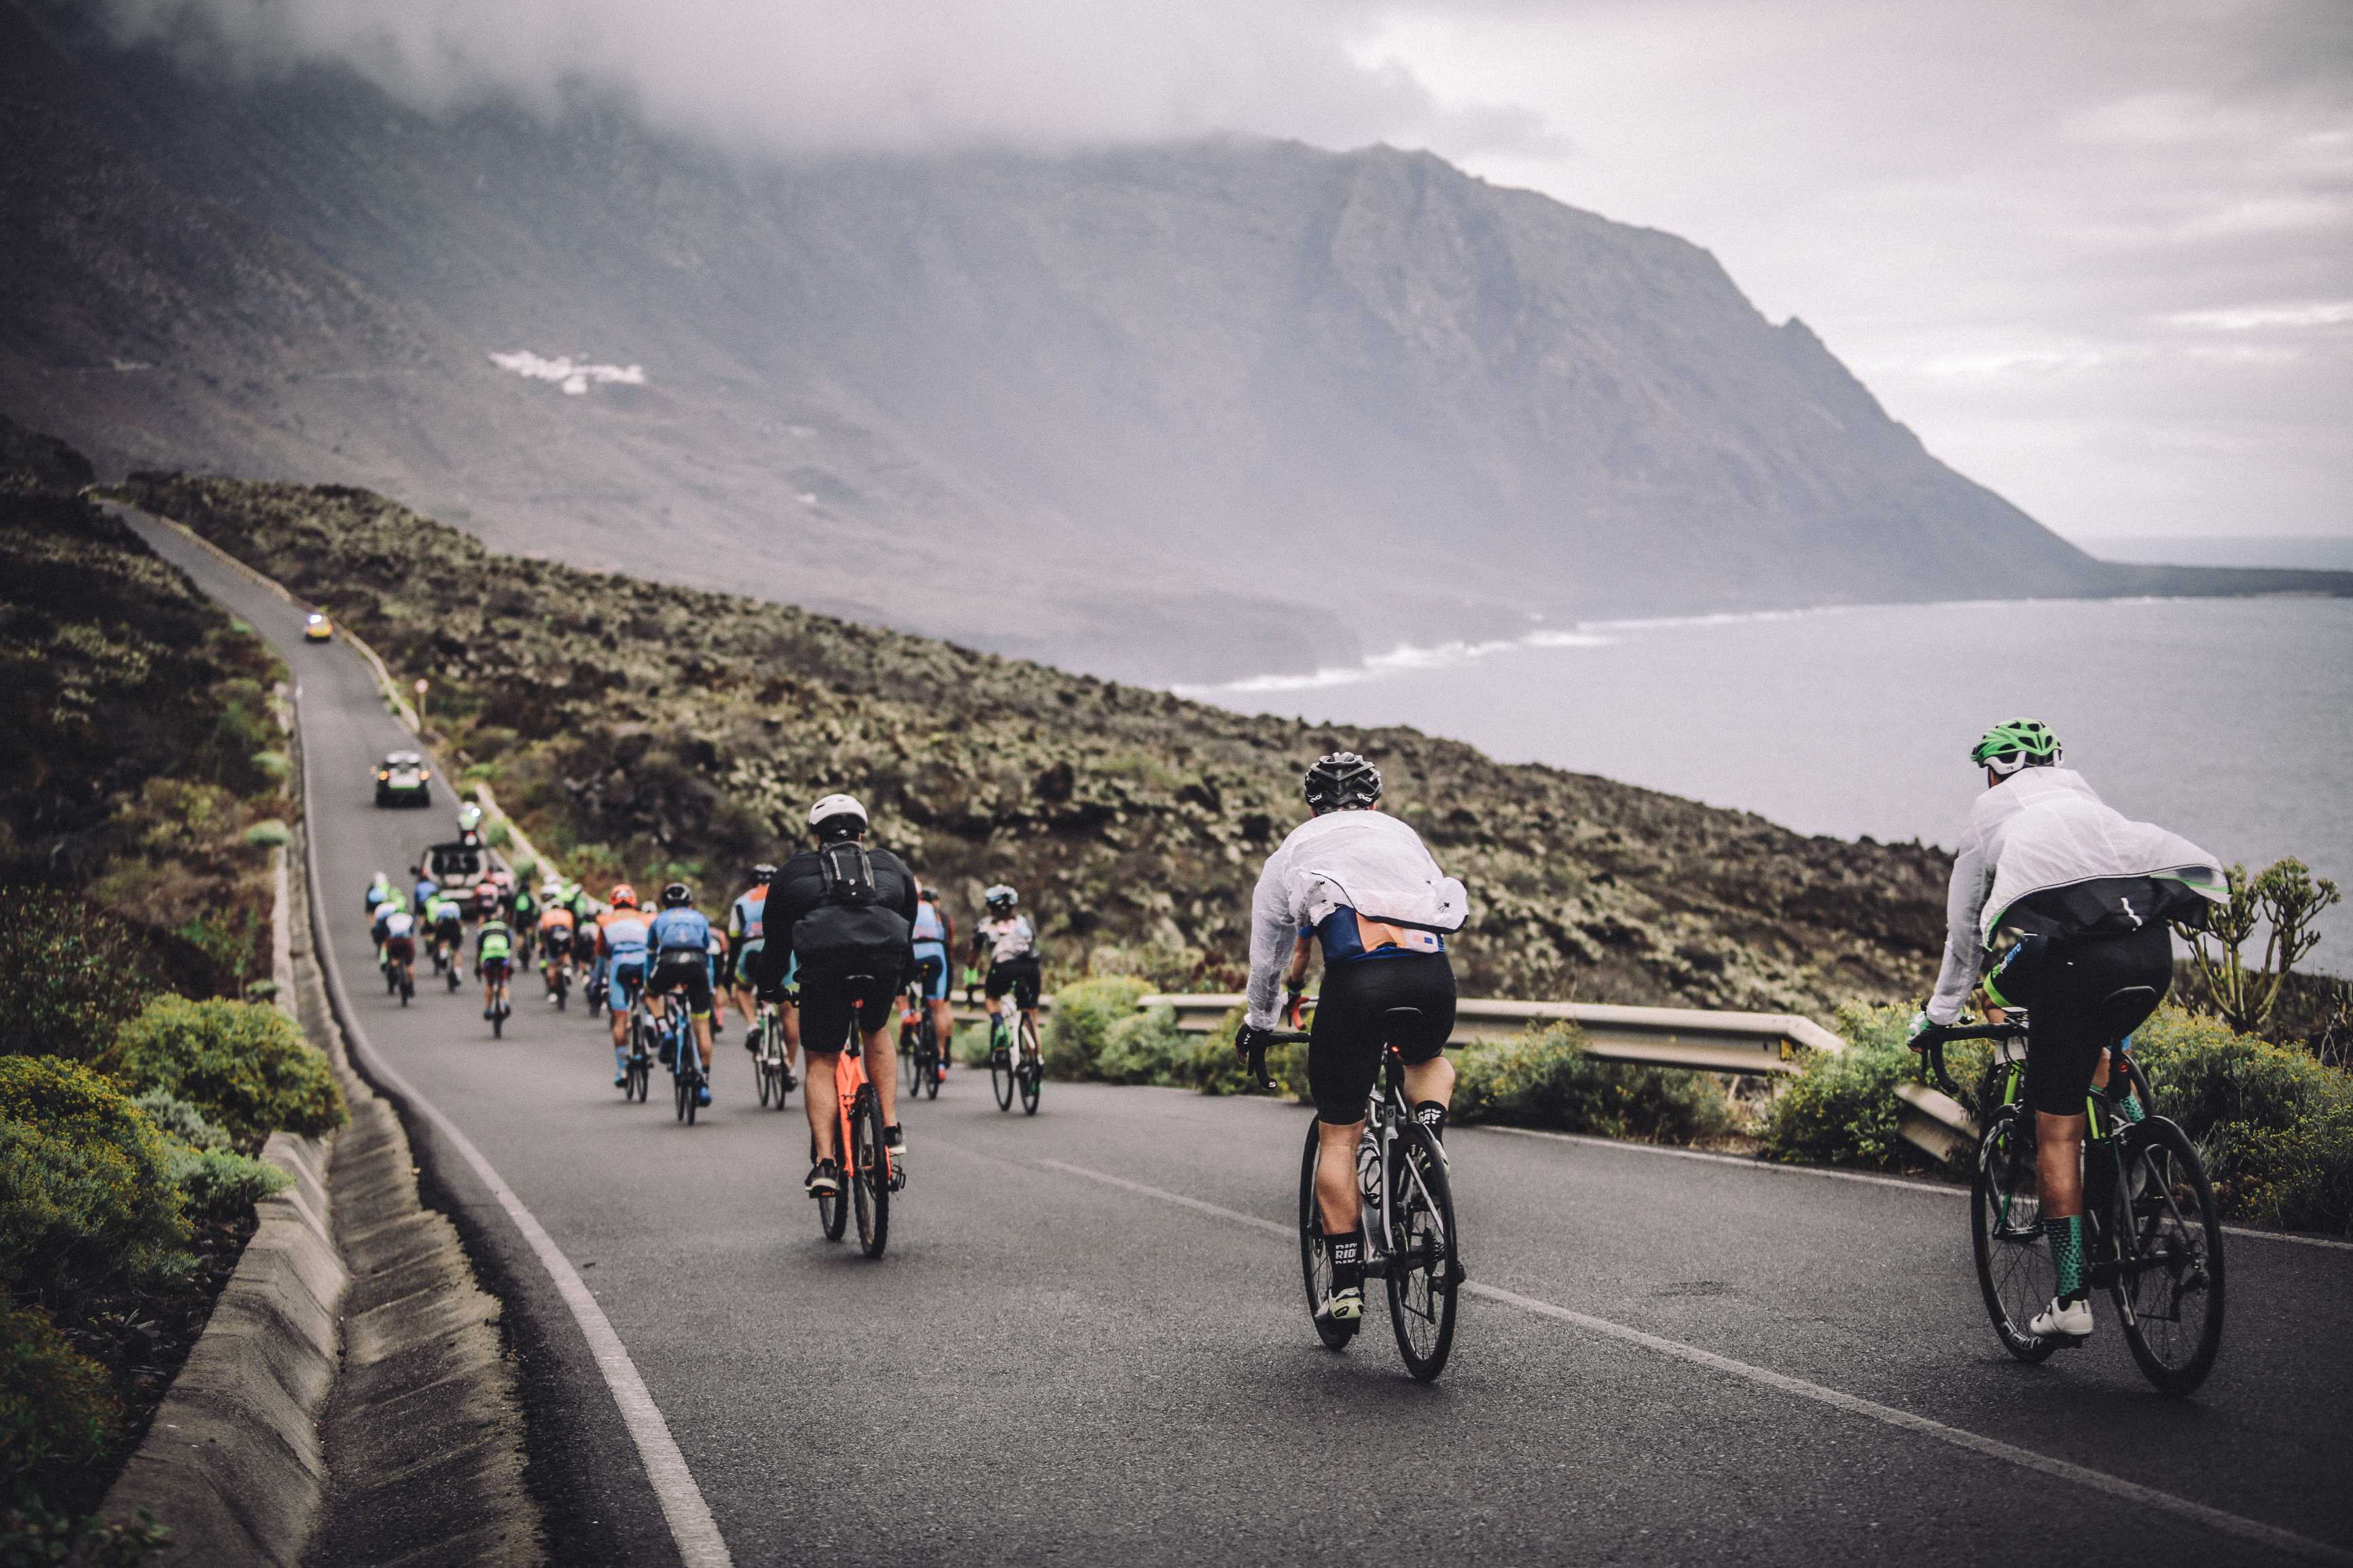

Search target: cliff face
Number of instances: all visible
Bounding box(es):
[2,1,2133,683]
[118,472,1952,1017]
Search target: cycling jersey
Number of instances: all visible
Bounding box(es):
[599,907,655,966]
[539,906,575,937]
[477,919,514,963]
[1244,808,1467,1031]
[973,915,1035,966]
[649,907,713,958]
[1926,767,2223,1024]
[912,899,950,947]
[380,909,416,940]
[413,878,439,909]
[728,887,766,943]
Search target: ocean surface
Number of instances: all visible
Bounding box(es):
[1181,595,2353,960]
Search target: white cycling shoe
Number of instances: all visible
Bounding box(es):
[1316,1285,1364,1324]
[2029,1296,2094,1342]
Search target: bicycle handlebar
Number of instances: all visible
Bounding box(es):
[1912,1021,2024,1097]
[1240,1028,1311,1091]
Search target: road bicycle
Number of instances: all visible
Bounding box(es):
[901,983,943,1101]
[987,1006,1041,1115]
[812,976,898,1258]
[484,958,513,1038]
[381,947,416,1006]
[541,952,571,1011]
[1921,1009,2224,1396]
[751,1002,793,1110]
[655,994,706,1126]
[1251,1009,1462,1383]
[618,981,651,1103]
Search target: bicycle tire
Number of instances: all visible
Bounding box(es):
[1018,1016,1042,1115]
[2113,1116,2226,1396]
[852,1086,890,1258]
[1970,1104,2060,1363]
[492,1007,504,1039]
[674,1063,689,1122]
[1297,1120,1358,1350]
[991,1036,1015,1112]
[818,1178,847,1241]
[1384,1118,1459,1382]
[905,1034,922,1095]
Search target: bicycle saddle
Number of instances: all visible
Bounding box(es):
[2096,985,2159,1036]
[1380,1006,1424,1041]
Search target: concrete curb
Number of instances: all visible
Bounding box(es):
[97,678,543,1566]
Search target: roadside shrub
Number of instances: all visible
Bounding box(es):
[1042,977,1150,1079]
[128,1089,288,1227]
[0,896,166,1063]
[99,998,344,1149]
[1452,1025,1737,1143]
[128,1090,228,1151]
[0,1302,118,1506]
[240,820,290,849]
[1093,1005,1189,1085]
[0,1057,190,1297]
[2132,1006,2353,1235]
[1763,1003,1916,1170]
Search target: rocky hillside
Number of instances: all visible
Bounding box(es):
[10,2,2335,685]
[118,472,1953,1017]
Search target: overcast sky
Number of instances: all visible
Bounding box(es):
[108,0,2352,542]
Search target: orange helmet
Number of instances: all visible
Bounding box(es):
[609,883,639,909]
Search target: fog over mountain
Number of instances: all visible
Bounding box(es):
[4,1,2339,682]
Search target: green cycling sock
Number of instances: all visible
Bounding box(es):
[2043,1214,2086,1302]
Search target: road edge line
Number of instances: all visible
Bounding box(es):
[294,679,734,1568]
[1041,1157,2352,1567]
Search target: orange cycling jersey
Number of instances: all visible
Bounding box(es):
[538,906,577,936]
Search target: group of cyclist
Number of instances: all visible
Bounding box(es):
[365,716,2221,1355]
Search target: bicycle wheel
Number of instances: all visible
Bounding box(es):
[1298,1120,1357,1350]
[850,1087,890,1258]
[1384,1119,1459,1382]
[817,1135,848,1241]
[674,1063,689,1122]
[1970,1104,2060,1363]
[990,1033,1015,1112]
[905,1035,922,1095]
[2113,1117,2225,1396]
[1018,1017,1042,1114]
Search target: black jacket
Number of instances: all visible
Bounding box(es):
[747,841,918,991]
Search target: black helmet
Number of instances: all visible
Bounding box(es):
[660,882,693,909]
[751,862,778,883]
[1303,751,1381,812]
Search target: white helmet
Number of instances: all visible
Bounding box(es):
[808,793,868,836]
[456,803,484,832]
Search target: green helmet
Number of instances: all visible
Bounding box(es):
[1971,718,2062,776]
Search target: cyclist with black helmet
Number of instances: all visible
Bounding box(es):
[647,883,719,1108]
[747,795,920,1195]
[1908,719,2224,1345]
[970,886,1039,1053]
[1234,751,1469,1327]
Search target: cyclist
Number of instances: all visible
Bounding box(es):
[511,875,539,966]
[969,886,1041,1057]
[410,864,439,913]
[364,870,393,919]
[378,898,418,993]
[1907,720,2224,1346]
[537,891,577,1002]
[598,886,657,1087]
[647,884,719,1108]
[749,795,918,1196]
[370,888,408,967]
[477,907,516,1022]
[573,893,605,1010]
[1233,752,1469,1327]
[726,865,776,1046]
[473,880,501,927]
[910,880,956,1073]
[428,889,465,979]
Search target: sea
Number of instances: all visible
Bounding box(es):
[1179,587,2353,962]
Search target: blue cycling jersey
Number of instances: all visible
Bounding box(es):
[649,907,713,957]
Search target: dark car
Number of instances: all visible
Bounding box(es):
[374,750,432,808]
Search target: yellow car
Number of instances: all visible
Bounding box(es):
[302,611,334,643]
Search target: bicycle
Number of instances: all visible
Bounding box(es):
[1922,1012,2225,1396]
[381,949,416,1006]
[1250,1010,1462,1383]
[542,953,571,1011]
[657,995,705,1126]
[484,960,513,1038]
[619,986,652,1103]
[811,977,898,1258]
[751,1002,794,1110]
[986,1006,1041,1115]
[901,983,943,1101]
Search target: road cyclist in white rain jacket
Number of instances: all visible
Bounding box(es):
[1908,719,2225,1345]
[1234,751,1469,1326]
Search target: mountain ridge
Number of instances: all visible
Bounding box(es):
[4,0,2344,684]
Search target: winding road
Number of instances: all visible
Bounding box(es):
[124,505,2353,1567]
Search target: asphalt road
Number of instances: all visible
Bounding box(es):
[125,505,2353,1567]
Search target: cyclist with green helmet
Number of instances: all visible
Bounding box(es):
[1908,719,2225,1345]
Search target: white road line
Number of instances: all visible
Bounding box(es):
[1486,1125,2353,1252]
[1041,1158,2352,1568]
[295,683,734,1568]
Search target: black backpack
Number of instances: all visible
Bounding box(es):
[816,841,878,907]
[793,843,912,960]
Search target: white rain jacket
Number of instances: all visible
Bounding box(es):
[1244,809,1469,1029]
[1926,767,2225,1023]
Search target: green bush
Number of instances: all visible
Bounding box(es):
[0,1302,118,1508]
[99,997,344,1149]
[1452,1024,1737,1143]
[1763,1003,1918,1170]
[1041,977,1151,1079]
[241,820,290,849]
[168,1147,291,1226]
[0,896,166,1064]
[128,1090,227,1152]
[1094,1005,1190,1085]
[0,1057,190,1296]
[2131,1006,2353,1235]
